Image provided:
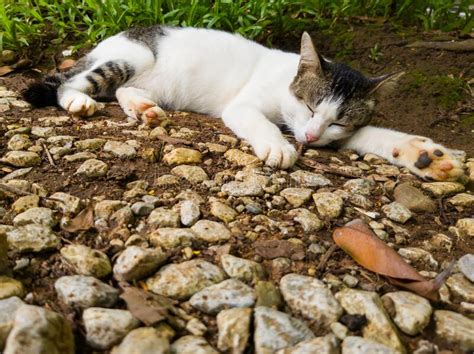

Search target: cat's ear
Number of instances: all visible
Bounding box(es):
[299,32,323,76]
[368,71,405,99]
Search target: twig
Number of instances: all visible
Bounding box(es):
[317,244,338,273]
[41,142,56,167]
[406,39,474,52]
[0,183,32,197]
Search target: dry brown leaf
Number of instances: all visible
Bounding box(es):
[255,239,305,260]
[58,59,76,72]
[62,204,94,232]
[0,66,14,76]
[333,219,452,300]
[120,287,172,326]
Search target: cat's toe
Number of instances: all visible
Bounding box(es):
[141,106,167,127]
[68,95,97,116]
[255,141,297,169]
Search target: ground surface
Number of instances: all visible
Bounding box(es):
[0,24,473,354]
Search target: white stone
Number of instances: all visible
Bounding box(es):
[221,254,265,284]
[111,327,170,354]
[458,254,474,282]
[148,228,195,249]
[113,246,167,282]
[217,307,252,354]
[171,335,218,354]
[382,202,412,224]
[7,224,59,253]
[277,335,339,354]
[288,208,323,232]
[148,208,180,228]
[313,192,344,219]
[0,297,24,348]
[76,159,108,178]
[60,244,112,278]
[13,207,56,227]
[180,200,201,226]
[104,140,136,159]
[280,188,313,207]
[434,310,474,351]
[342,336,397,354]
[290,170,331,188]
[191,220,231,243]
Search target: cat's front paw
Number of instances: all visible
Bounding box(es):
[253,139,298,169]
[60,91,97,116]
[393,137,465,181]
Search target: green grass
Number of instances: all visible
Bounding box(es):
[0,0,472,53]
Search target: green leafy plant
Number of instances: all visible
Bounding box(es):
[368,43,382,62]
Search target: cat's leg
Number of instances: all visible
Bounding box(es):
[341,126,465,181]
[115,86,166,126]
[222,104,298,168]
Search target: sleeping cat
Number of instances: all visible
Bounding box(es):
[24,25,464,181]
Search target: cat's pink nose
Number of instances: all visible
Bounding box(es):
[305,133,318,143]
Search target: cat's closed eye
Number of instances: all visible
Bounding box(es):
[329,122,346,127]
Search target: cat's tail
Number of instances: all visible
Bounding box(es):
[23,74,64,107]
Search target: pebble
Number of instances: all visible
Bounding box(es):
[458,254,474,282]
[190,279,255,314]
[393,183,436,212]
[60,244,112,278]
[63,151,97,162]
[456,218,474,237]
[0,297,23,347]
[113,246,167,282]
[342,336,397,354]
[103,140,137,159]
[336,289,403,353]
[280,273,342,327]
[111,327,170,354]
[255,281,283,308]
[146,259,226,300]
[253,306,314,354]
[7,134,32,151]
[221,254,265,284]
[375,164,399,176]
[0,276,25,299]
[163,148,202,165]
[434,310,474,351]
[10,194,39,214]
[54,275,119,308]
[445,273,474,302]
[222,180,264,197]
[277,335,339,354]
[191,220,231,243]
[76,158,108,178]
[224,149,260,166]
[217,307,252,353]
[148,208,180,228]
[148,228,195,249]
[205,142,228,153]
[343,274,359,288]
[210,200,238,223]
[398,247,438,269]
[313,192,344,219]
[448,193,474,207]
[288,208,323,232]
[421,182,464,197]
[330,322,348,340]
[172,165,209,182]
[422,233,452,253]
[7,224,60,253]
[74,138,106,151]
[83,308,140,350]
[131,201,154,216]
[290,170,332,188]
[31,126,55,137]
[171,335,218,354]
[180,200,201,226]
[343,178,375,196]
[381,291,432,335]
[49,192,82,214]
[382,202,412,224]
[12,207,56,227]
[94,200,127,220]
[280,188,313,207]
[4,304,74,354]
[155,174,180,186]
[1,151,41,167]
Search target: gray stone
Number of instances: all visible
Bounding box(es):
[313,192,344,219]
[148,208,180,228]
[342,336,397,354]
[48,192,82,214]
[254,306,314,354]
[63,151,97,162]
[288,208,323,232]
[434,310,474,351]
[290,170,331,188]
[94,200,127,220]
[217,307,252,353]
[277,335,339,354]
[448,193,474,207]
[280,188,313,207]
[393,183,436,213]
[446,273,474,303]
[421,182,464,197]
[60,244,112,278]
[54,275,119,309]
[131,201,154,216]
[4,304,74,354]
[148,228,195,250]
[343,274,359,288]
[172,165,209,182]
[7,224,59,253]
[458,254,474,282]
[83,308,140,350]
[456,218,474,237]
[0,277,24,299]
[31,126,56,138]
[113,246,167,282]
[146,259,226,300]
[1,151,41,167]
[13,207,56,227]
[222,180,264,197]
[163,148,202,165]
[104,140,137,159]
[280,273,342,327]
[190,279,255,314]
[171,335,218,354]
[76,159,108,178]
[0,297,23,348]
[382,202,412,224]
[74,138,106,151]
[343,179,375,196]
[224,149,260,166]
[381,291,432,335]
[191,220,231,243]
[335,289,403,353]
[221,254,265,284]
[7,134,32,151]
[398,247,438,269]
[111,327,170,354]
[210,200,238,223]
[180,200,201,226]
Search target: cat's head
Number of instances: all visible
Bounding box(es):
[290,32,404,146]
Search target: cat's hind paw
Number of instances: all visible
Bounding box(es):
[60,91,97,117]
[141,106,167,127]
[253,140,298,169]
[393,137,465,181]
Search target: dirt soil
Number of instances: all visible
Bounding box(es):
[1,23,473,353]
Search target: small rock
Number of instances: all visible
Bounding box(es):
[224,149,260,166]
[280,273,342,327]
[104,140,137,159]
[172,165,209,182]
[148,208,180,229]
[180,200,201,226]
[343,179,375,196]
[342,336,397,354]
[221,254,265,284]
[210,200,238,223]
[280,188,313,207]
[7,134,32,151]
[330,322,349,340]
[7,224,59,253]
[1,151,41,167]
[190,279,255,314]
[94,200,128,220]
[277,335,339,354]
[434,310,474,351]
[375,165,399,176]
[171,335,218,354]
[458,254,474,282]
[11,194,40,214]
[83,308,140,350]
[422,233,452,253]
[185,318,207,336]
[446,273,474,303]
[191,220,231,243]
[76,159,108,178]
[0,277,25,299]
[254,306,314,354]
[398,247,438,269]
[131,201,154,216]
[111,327,170,354]
[448,193,474,207]
[288,208,323,232]
[155,174,179,186]
[313,192,344,219]
[148,228,195,249]
[74,138,106,151]
[31,126,56,137]
[290,170,332,188]
[60,244,112,278]
[381,291,432,335]
[343,274,359,288]
[48,192,82,214]
[4,305,74,354]
[13,207,56,227]
[54,275,119,308]
[456,218,474,237]
[255,281,283,308]
[0,297,23,347]
[382,202,412,224]
[421,182,464,197]
[63,151,97,162]
[393,183,436,212]
[217,307,252,354]
[222,180,264,197]
[163,148,202,165]
[146,259,226,300]
[113,246,167,282]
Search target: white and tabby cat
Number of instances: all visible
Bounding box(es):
[24,26,464,181]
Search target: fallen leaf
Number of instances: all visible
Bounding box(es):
[332,219,452,300]
[0,66,14,76]
[62,204,94,232]
[58,59,76,72]
[255,239,305,260]
[120,287,173,326]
